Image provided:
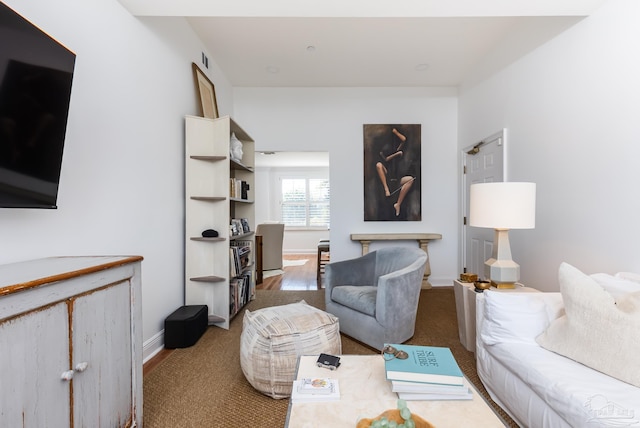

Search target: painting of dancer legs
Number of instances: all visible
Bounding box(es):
[363,124,421,221]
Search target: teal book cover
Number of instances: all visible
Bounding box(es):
[384,344,464,385]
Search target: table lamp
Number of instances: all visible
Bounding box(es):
[469,182,536,288]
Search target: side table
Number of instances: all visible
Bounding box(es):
[454,280,539,353]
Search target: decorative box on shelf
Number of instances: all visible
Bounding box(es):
[460,273,478,283]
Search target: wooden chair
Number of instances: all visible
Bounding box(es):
[317,239,330,281]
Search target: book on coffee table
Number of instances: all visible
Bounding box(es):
[391,377,471,394]
[396,389,473,401]
[291,378,340,403]
[297,378,335,394]
[384,344,464,386]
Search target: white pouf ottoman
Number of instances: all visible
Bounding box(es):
[240,300,342,399]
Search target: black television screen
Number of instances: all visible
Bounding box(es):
[0,2,75,208]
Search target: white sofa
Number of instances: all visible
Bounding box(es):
[476,267,640,428]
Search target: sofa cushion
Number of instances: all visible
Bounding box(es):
[481,291,564,346]
[484,341,640,426]
[536,262,640,387]
[331,285,377,316]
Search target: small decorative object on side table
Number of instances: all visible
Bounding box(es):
[460,272,478,283]
[474,280,491,292]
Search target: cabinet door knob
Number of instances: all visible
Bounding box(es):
[61,370,74,381]
[75,362,89,372]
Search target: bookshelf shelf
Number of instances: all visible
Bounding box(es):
[230,158,254,172]
[190,155,226,162]
[190,196,226,202]
[208,314,225,324]
[230,197,253,204]
[190,237,226,242]
[190,275,225,283]
[230,231,254,241]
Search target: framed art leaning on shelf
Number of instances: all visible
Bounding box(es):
[192,62,219,119]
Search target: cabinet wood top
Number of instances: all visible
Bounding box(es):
[0,256,143,297]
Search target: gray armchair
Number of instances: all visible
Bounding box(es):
[324,246,427,350]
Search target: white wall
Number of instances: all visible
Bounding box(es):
[459,0,640,291]
[234,87,459,286]
[0,0,234,359]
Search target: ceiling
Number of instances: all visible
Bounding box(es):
[117,0,608,87]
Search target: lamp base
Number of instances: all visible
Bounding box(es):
[490,280,516,289]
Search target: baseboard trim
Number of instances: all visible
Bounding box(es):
[143,330,164,363]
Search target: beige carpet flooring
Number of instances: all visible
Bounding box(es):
[143,288,517,427]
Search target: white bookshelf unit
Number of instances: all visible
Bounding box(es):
[185,115,256,329]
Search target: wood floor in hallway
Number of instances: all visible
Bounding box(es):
[256,253,324,291]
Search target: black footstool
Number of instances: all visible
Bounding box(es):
[164,305,208,349]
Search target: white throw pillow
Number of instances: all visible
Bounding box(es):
[616,271,640,284]
[536,262,640,387]
[481,291,564,346]
[590,273,640,300]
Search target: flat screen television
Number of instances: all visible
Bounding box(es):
[0,2,75,208]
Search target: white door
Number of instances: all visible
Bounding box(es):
[462,130,505,279]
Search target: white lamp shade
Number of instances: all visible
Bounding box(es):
[469,182,536,229]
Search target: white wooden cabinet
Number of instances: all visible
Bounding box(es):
[185,115,256,330]
[0,256,143,428]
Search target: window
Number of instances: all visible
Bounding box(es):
[281,178,330,228]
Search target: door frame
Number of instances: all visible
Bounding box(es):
[459,129,507,275]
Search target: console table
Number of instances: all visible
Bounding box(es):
[350,233,442,288]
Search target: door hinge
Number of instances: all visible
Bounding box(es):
[463,216,467,225]
[463,165,466,174]
[467,142,483,155]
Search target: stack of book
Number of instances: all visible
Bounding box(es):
[229,178,250,200]
[290,378,340,403]
[383,344,472,401]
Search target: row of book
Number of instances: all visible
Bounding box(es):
[229,239,254,316]
[384,343,472,401]
[230,218,251,236]
[229,178,249,200]
[229,271,252,316]
[229,241,252,278]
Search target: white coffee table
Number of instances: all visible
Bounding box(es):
[285,354,507,427]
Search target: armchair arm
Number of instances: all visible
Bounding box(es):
[375,257,426,327]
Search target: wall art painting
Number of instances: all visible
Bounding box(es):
[363,124,421,221]
[192,62,219,119]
